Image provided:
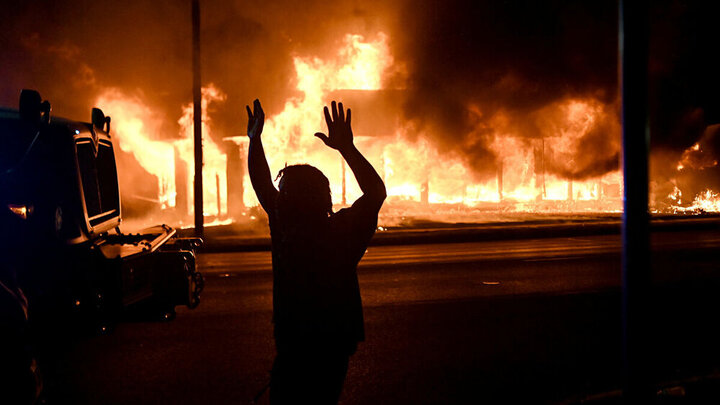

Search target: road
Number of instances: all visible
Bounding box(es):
[38,229,720,404]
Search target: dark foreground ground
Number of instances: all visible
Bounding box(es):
[32,225,720,404]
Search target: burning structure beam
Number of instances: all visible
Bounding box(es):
[619,0,652,402]
[497,160,503,201]
[420,178,429,204]
[174,146,188,217]
[225,140,245,219]
[192,0,203,237]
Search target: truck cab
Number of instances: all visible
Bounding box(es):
[0,90,203,327]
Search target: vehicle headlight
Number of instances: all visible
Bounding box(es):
[8,204,33,220]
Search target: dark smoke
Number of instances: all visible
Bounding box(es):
[649,1,720,150]
[392,0,619,180]
[389,0,720,185]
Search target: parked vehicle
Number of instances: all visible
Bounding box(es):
[0,89,203,328]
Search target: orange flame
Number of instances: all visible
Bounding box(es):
[97,84,228,219]
[261,33,623,211]
[96,90,175,208]
[690,189,720,212]
[101,31,628,226]
[176,85,227,217]
[668,185,682,205]
[676,142,718,172]
[669,189,720,213]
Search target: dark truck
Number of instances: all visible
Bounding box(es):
[0,89,203,329]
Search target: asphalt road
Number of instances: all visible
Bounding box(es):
[38,229,720,404]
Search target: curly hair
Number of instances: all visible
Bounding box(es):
[275,164,332,223]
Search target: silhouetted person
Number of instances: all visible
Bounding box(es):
[247,99,386,404]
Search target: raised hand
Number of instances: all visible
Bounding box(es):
[314,100,353,152]
[246,98,278,211]
[246,99,265,139]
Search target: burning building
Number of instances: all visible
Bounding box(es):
[1,1,719,227]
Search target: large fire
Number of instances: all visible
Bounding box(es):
[661,138,720,214]
[242,33,624,211]
[95,89,176,209]
[97,85,228,221]
[96,32,719,226]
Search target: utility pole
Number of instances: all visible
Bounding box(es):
[192,0,203,237]
[620,0,652,402]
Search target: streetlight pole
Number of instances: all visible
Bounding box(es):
[619,0,652,402]
[192,0,203,238]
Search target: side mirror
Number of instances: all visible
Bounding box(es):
[19,89,51,125]
[91,108,111,134]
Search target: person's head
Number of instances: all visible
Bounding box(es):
[275,164,332,225]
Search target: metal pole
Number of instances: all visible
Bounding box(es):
[192,0,203,237]
[620,0,652,402]
[225,140,245,219]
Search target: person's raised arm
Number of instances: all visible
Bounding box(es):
[314,101,386,211]
[246,99,278,213]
